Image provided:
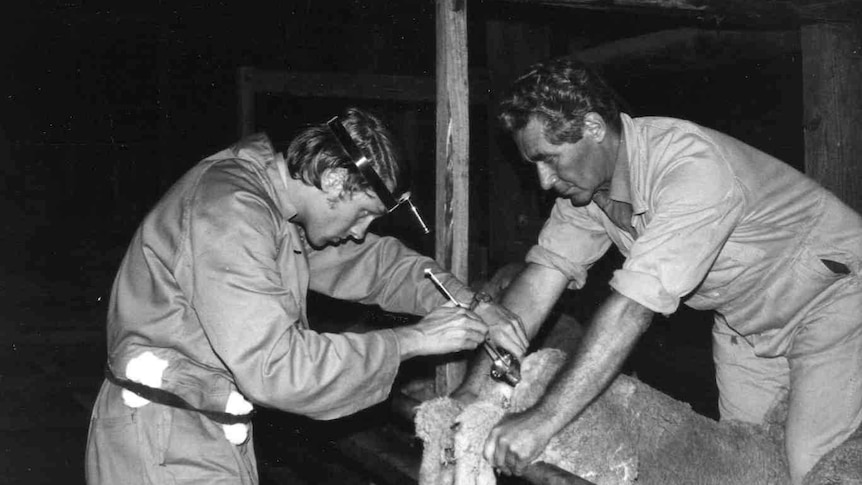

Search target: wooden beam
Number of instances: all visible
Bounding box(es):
[3,329,103,347]
[576,28,800,70]
[504,0,708,11]
[237,66,256,138]
[801,21,862,212]
[434,0,471,397]
[242,69,437,102]
[236,68,490,103]
[502,0,710,12]
[333,426,420,484]
[497,0,801,26]
[235,67,489,137]
[796,0,862,23]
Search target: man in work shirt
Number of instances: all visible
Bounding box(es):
[473,57,862,484]
[86,107,528,484]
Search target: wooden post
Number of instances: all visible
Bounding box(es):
[156,23,171,190]
[237,67,255,138]
[485,20,551,266]
[801,21,862,212]
[434,0,470,396]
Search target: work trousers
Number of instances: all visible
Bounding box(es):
[713,275,862,485]
[86,380,258,484]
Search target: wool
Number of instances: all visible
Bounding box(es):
[416,349,792,485]
[805,423,862,484]
[416,397,465,485]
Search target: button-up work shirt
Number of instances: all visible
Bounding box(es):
[106,134,470,419]
[528,114,862,356]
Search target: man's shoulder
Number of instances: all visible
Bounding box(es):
[201,133,276,167]
[631,116,706,138]
[628,116,723,163]
[181,155,277,220]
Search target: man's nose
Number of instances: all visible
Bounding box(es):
[536,163,557,191]
[349,218,373,239]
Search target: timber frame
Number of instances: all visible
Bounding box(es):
[238,0,861,400]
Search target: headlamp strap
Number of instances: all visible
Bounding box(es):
[326,116,398,210]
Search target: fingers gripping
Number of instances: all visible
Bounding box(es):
[480,303,529,356]
[483,413,550,476]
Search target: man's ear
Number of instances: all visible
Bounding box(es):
[321,168,349,196]
[583,112,607,143]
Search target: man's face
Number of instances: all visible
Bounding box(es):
[512,116,613,207]
[303,186,388,248]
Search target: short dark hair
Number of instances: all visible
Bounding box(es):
[498,57,622,144]
[286,107,403,196]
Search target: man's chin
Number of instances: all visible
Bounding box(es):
[305,236,332,250]
[567,195,591,207]
[308,237,355,249]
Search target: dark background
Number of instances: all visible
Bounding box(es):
[0,1,804,483]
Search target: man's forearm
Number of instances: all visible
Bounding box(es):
[453,264,568,398]
[532,291,653,432]
[500,264,570,340]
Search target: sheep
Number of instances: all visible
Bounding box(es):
[415,264,861,484]
[416,347,790,485]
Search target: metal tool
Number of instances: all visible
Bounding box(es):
[423,269,521,386]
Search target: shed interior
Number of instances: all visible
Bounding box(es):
[0,1,859,483]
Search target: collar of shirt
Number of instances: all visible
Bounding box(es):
[225,134,307,251]
[272,151,297,219]
[612,113,647,216]
[231,133,297,223]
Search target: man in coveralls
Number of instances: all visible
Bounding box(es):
[86,107,528,484]
[469,57,862,484]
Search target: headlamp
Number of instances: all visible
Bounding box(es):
[327,116,430,234]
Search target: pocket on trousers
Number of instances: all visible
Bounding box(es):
[161,408,249,482]
[87,412,146,484]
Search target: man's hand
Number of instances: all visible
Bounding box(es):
[483,407,557,476]
[472,300,529,358]
[393,304,488,360]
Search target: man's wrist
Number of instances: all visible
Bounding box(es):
[470,291,493,310]
[392,326,421,360]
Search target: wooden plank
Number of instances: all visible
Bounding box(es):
[237,66,256,137]
[236,67,489,138]
[434,0,471,396]
[504,0,710,9]
[237,68,489,104]
[498,0,860,25]
[334,426,421,485]
[2,329,103,346]
[576,28,800,71]
[801,22,862,213]
[245,69,436,102]
[497,0,801,25]
[0,374,99,392]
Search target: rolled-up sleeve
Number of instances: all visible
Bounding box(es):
[189,169,400,420]
[526,199,613,290]
[611,136,745,315]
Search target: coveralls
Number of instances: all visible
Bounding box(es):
[85,134,472,484]
[528,114,862,483]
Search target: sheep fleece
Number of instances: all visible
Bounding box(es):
[415,349,789,485]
